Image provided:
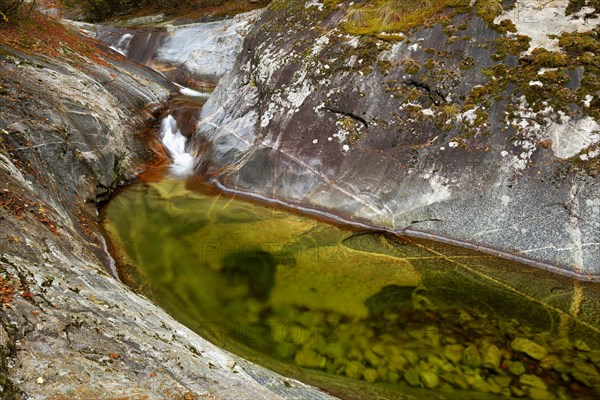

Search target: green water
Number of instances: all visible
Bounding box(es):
[102,178,600,400]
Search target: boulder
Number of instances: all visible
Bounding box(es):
[192,0,600,280]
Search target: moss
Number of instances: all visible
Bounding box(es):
[579,64,600,119]
[530,49,570,68]
[377,59,393,75]
[403,59,420,75]
[424,58,437,69]
[559,31,600,56]
[565,0,600,15]
[459,56,475,70]
[474,0,503,24]
[493,35,531,60]
[341,0,471,36]
[496,19,517,34]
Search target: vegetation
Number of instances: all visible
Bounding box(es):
[340,0,471,36]
[67,0,271,22]
[0,0,34,23]
[331,0,504,36]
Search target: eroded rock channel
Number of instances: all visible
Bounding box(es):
[1,1,600,399]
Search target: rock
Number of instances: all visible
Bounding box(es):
[519,374,548,389]
[493,375,513,388]
[362,368,378,383]
[403,349,419,365]
[540,355,559,369]
[344,361,364,380]
[295,349,327,369]
[574,340,591,352]
[571,359,600,387]
[528,387,554,400]
[509,361,526,376]
[156,10,263,82]
[511,338,549,360]
[191,0,600,281]
[404,368,421,387]
[363,349,381,367]
[0,22,336,400]
[388,370,400,382]
[462,345,483,368]
[418,370,440,389]
[387,354,407,371]
[481,343,502,369]
[443,344,464,364]
[276,342,297,359]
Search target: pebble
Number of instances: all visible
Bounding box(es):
[482,343,502,369]
[520,374,547,389]
[418,370,440,388]
[404,368,421,387]
[528,387,553,400]
[363,368,378,383]
[345,361,364,379]
[443,344,464,364]
[511,338,548,360]
[462,344,482,368]
[509,361,526,376]
[573,340,591,352]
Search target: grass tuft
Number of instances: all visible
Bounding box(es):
[341,0,471,36]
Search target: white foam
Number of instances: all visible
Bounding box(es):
[110,33,134,56]
[160,115,194,176]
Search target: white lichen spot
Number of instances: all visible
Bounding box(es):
[547,116,600,159]
[342,144,350,152]
[305,0,324,11]
[312,139,318,144]
[495,1,600,53]
[448,141,459,148]
[408,42,421,52]
[584,95,593,108]
[501,150,509,157]
[529,81,543,87]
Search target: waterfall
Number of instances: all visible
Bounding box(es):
[110,33,134,56]
[160,115,194,176]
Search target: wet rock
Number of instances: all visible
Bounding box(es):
[462,345,483,368]
[574,340,592,352]
[511,338,549,360]
[418,370,440,389]
[345,361,364,380]
[362,368,378,383]
[528,387,553,400]
[571,359,599,387]
[404,368,421,387]
[156,10,263,82]
[443,344,464,364]
[481,343,502,369]
[520,374,548,389]
[509,361,527,376]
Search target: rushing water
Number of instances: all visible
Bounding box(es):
[102,178,600,400]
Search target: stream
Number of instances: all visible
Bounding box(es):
[96,14,600,400]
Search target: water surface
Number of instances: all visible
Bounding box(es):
[102,178,600,400]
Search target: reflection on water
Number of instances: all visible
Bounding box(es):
[102,178,600,400]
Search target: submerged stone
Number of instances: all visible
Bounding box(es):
[512,338,549,360]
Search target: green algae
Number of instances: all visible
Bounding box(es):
[102,178,600,400]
